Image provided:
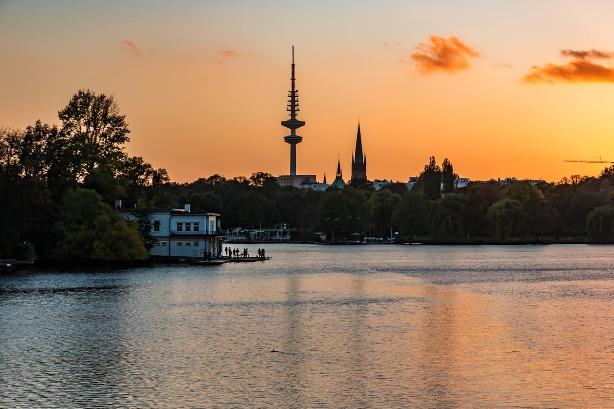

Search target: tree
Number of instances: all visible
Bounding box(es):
[52,188,147,261]
[249,172,276,188]
[461,183,501,237]
[420,156,441,200]
[321,192,353,243]
[367,189,401,237]
[189,192,223,213]
[427,194,465,240]
[586,205,614,243]
[441,158,456,194]
[58,89,130,179]
[486,198,522,241]
[392,192,428,239]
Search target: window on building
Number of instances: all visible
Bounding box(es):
[185,241,191,246]
[153,220,160,232]
[185,222,191,232]
[209,220,215,232]
[177,241,183,246]
[160,241,167,246]
[193,222,199,231]
[193,241,199,247]
[177,222,183,232]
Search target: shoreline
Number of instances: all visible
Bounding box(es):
[2,240,607,274]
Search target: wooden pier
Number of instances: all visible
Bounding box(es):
[0,259,35,273]
[192,256,271,266]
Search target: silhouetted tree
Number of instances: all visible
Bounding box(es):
[441,158,456,194]
[586,205,614,243]
[420,156,441,200]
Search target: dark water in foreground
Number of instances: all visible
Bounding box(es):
[1,244,613,408]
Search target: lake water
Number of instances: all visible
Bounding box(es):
[1,244,613,408]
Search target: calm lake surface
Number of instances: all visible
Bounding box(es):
[1,244,613,408]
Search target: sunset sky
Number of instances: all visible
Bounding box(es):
[2,0,614,182]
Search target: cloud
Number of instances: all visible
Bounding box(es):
[220,49,236,58]
[121,39,142,56]
[524,49,614,83]
[560,49,614,60]
[410,35,479,74]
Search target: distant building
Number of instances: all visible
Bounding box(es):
[278,174,316,188]
[495,177,545,186]
[372,179,392,191]
[406,175,470,192]
[225,224,295,243]
[455,176,470,189]
[406,176,419,191]
[277,47,316,188]
[121,204,224,259]
[329,159,346,189]
[299,174,329,191]
[351,123,367,183]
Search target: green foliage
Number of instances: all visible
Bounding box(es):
[420,156,442,200]
[367,190,401,236]
[427,194,466,240]
[391,192,428,239]
[487,198,522,241]
[441,158,456,194]
[53,189,147,261]
[586,205,614,243]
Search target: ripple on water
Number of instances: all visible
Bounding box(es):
[1,244,613,408]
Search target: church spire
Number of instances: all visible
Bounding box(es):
[351,122,367,183]
[355,122,363,163]
[336,157,342,178]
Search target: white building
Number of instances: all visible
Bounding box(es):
[406,176,470,191]
[372,179,392,191]
[121,204,224,259]
[225,223,295,242]
[406,176,419,191]
[454,177,470,189]
[299,180,329,191]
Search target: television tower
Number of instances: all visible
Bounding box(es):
[281,46,305,176]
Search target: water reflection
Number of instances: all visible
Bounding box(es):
[1,245,613,408]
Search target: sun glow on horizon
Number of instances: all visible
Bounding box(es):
[2,0,614,183]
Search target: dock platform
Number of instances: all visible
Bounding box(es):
[192,257,270,266]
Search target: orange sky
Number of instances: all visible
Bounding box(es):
[2,0,614,182]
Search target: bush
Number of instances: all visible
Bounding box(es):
[52,188,148,261]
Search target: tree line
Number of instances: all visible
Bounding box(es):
[3,90,614,262]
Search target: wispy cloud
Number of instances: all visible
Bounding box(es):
[121,39,142,56]
[524,49,614,83]
[220,49,236,58]
[410,35,479,74]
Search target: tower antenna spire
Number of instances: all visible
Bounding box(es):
[282,46,305,176]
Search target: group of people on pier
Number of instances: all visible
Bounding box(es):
[223,247,266,259]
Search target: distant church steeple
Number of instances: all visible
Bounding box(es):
[351,122,367,183]
[330,156,346,189]
[323,173,327,184]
